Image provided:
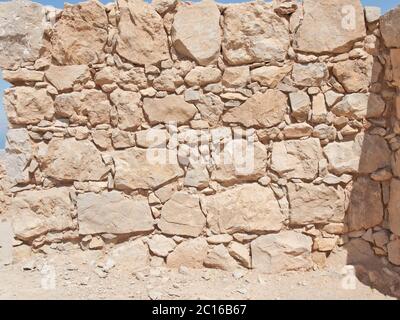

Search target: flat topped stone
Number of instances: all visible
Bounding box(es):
[172,0,221,66]
[293,0,366,54]
[0,0,47,69]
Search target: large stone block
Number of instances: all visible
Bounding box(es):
[4,87,54,125]
[113,147,184,191]
[158,192,206,237]
[288,183,346,226]
[204,183,283,234]
[77,191,154,235]
[50,0,108,65]
[0,0,46,69]
[251,231,313,273]
[116,0,169,65]
[293,0,366,54]
[380,6,400,48]
[41,138,109,182]
[8,188,74,240]
[172,1,221,66]
[271,138,323,180]
[222,2,289,65]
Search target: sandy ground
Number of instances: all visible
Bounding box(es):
[0,247,397,300]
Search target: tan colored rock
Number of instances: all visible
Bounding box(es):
[271,138,323,180]
[222,66,250,88]
[45,65,91,92]
[204,244,239,271]
[185,66,222,87]
[311,93,327,124]
[251,231,313,273]
[292,63,329,87]
[380,7,400,48]
[293,0,366,54]
[51,0,108,65]
[0,0,46,69]
[313,237,338,252]
[4,87,54,125]
[54,89,112,126]
[9,188,74,240]
[166,238,208,268]
[222,2,289,65]
[283,123,313,139]
[153,69,184,92]
[3,69,44,84]
[184,166,209,189]
[387,240,400,266]
[77,191,154,235]
[332,59,372,93]
[136,129,170,148]
[116,0,169,65]
[152,0,177,15]
[205,183,283,234]
[143,95,197,125]
[110,240,150,273]
[206,234,233,245]
[347,177,383,231]
[172,1,221,66]
[147,234,176,257]
[41,138,109,182]
[211,140,268,185]
[391,49,400,86]
[3,128,32,185]
[222,90,287,128]
[289,91,311,121]
[113,147,183,191]
[111,129,136,149]
[251,64,292,88]
[110,89,144,131]
[288,183,346,226]
[323,138,362,175]
[388,179,400,236]
[331,93,369,120]
[356,134,391,174]
[229,242,251,268]
[158,192,206,237]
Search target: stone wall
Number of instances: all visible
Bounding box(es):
[0,0,399,274]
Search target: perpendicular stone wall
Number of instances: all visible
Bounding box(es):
[0,0,399,272]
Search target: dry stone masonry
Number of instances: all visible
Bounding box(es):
[0,0,400,274]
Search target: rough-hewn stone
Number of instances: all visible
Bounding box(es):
[222,2,290,65]
[205,184,283,234]
[172,1,221,66]
[77,191,154,235]
[251,231,313,273]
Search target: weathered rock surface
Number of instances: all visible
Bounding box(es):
[288,183,346,226]
[143,95,197,125]
[271,138,323,180]
[387,179,400,236]
[292,63,329,87]
[251,231,313,273]
[0,0,46,69]
[77,191,154,235]
[112,148,183,191]
[110,240,150,272]
[222,90,287,128]
[158,192,206,237]
[110,89,144,131]
[166,238,208,268]
[4,87,54,125]
[41,138,109,182]
[347,177,384,231]
[251,64,292,88]
[205,184,283,234]
[380,7,400,48]
[45,65,91,92]
[204,244,239,271]
[54,89,112,126]
[332,59,372,93]
[116,0,169,65]
[211,140,268,185]
[9,188,74,240]
[172,1,221,66]
[51,0,108,65]
[147,234,176,257]
[293,0,366,54]
[222,2,290,65]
